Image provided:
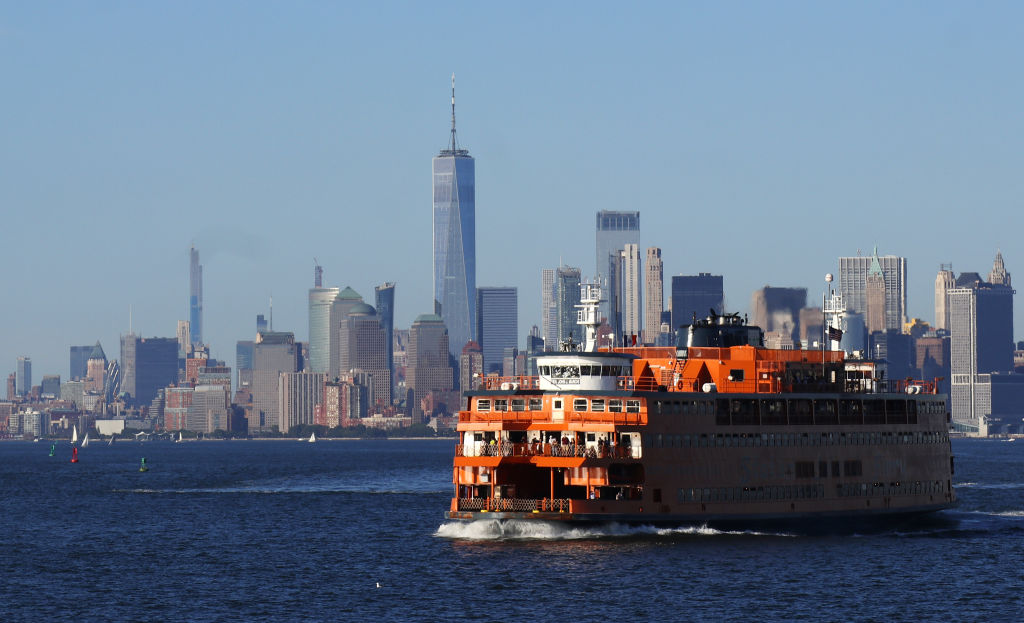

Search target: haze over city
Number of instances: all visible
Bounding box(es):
[3,2,1022,378]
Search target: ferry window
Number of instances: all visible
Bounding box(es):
[818,461,828,477]
[477,399,491,412]
[795,461,814,478]
[831,461,840,478]
[553,399,563,410]
[656,434,663,448]
[609,399,623,413]
[529,398,542,411]
[729,369,745,382]
[494,399,508,411]
[579,365,591,376]
[540,366,550,375]
[626,400,641,413]
[511,399,526,412]
[573,399,588,411]
[601,365,611,376]
[591,399,605,412]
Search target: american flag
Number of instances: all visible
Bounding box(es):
[828,326,843,342]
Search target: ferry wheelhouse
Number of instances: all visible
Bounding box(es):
[446,285,956,525]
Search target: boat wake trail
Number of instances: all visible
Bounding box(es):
[434,520,792,540]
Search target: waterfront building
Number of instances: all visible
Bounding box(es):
[432,75,476,360]
[595,210,639,326]
[165,386,192,431]
[555,267,582,346]
[187,385,229,433]
[251,331,298,432]
[375,282,396,395]
[120,335,178,407]
[189,245,203,347]
[407,314,453,423]
[935,264,955,331]
[621,244,643,342]
[476,287,518,375]
[670,274,724,332]
[16,356,31,397]
[949,262,1015,433]
[278,372,326,433]
[644,247,663,345]
[70,345,92,381]
[541,269,558,350]
[308,285,340,374]
[838,249,907,331]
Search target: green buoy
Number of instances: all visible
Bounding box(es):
[139,457,149,472]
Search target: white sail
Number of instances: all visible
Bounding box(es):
[309,432,317,443]
[81,433,90,448]
[176,432,183,443]
[71,425,78,445]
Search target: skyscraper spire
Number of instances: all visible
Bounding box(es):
[450,73,457,152]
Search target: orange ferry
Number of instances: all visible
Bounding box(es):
[446,284,956,526]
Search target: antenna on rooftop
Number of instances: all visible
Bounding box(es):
[314,258,323,288]
[450,73,457,152]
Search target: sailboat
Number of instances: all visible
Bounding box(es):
[176,432,183,443]
[71,425,78,445]
[108,435,115,446]
[308,431,317,443]
[81,433,90,448]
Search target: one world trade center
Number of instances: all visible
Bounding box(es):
[432,75,475,358]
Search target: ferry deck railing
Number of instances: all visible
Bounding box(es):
[456,442,637,459]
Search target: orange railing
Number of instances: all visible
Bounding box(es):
[455,442,637,459]
[459,409,646,426]
[457,497,570,512]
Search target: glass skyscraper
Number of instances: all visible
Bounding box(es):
[595,211,640,333]
[308,286,340,374]
[189,245,203,347]
[476,287,518,374]
[433,75,475,358]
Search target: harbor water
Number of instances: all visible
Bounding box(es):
[1,438,1022,622]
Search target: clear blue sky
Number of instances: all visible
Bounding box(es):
[3,2,1023,380]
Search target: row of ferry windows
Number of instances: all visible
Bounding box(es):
[475,398,641,413]
[654,399,946,419]
[539,365,628,379]
[652,430,948,449]
[677,480,945,503]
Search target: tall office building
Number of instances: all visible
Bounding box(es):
[432,75,476,360]
[555,267,582,346]
[476,287,518,374]
[70,345,92,381]
[407,314,453,423]
[621,244,643,341]
[189,245,202,347]
[120,335,178,406]
[338,303,392,406]
[989,250,1011,286]
[252,331,298,432]
[540,269,558,349]
[188,385,230,434]
[329,287,364,379]
[644,247,663,345]
[459,341,483,394]
[176,320,191,359]
[865,256,887,334]
[595,210,640,326]
[671,274,724,331]
[16,357,31,396]
[751,286,806,342]
[309,284,340,374]
[950,275,1015,433]
[41,374,61,397]
[375,282,396,393]
[85,342,107,393]
[935,264,955,331]
[838,249,907,331]
[278,372,326,433]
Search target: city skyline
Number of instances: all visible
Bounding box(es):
[3,4,1024,378]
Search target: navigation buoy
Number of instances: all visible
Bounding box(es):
[49,444,55,457]
[139,457,149,472]
[70,447,79,463]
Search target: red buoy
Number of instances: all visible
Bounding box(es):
[71,447,79,463]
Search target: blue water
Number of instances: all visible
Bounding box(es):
[2,438,1022,622]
